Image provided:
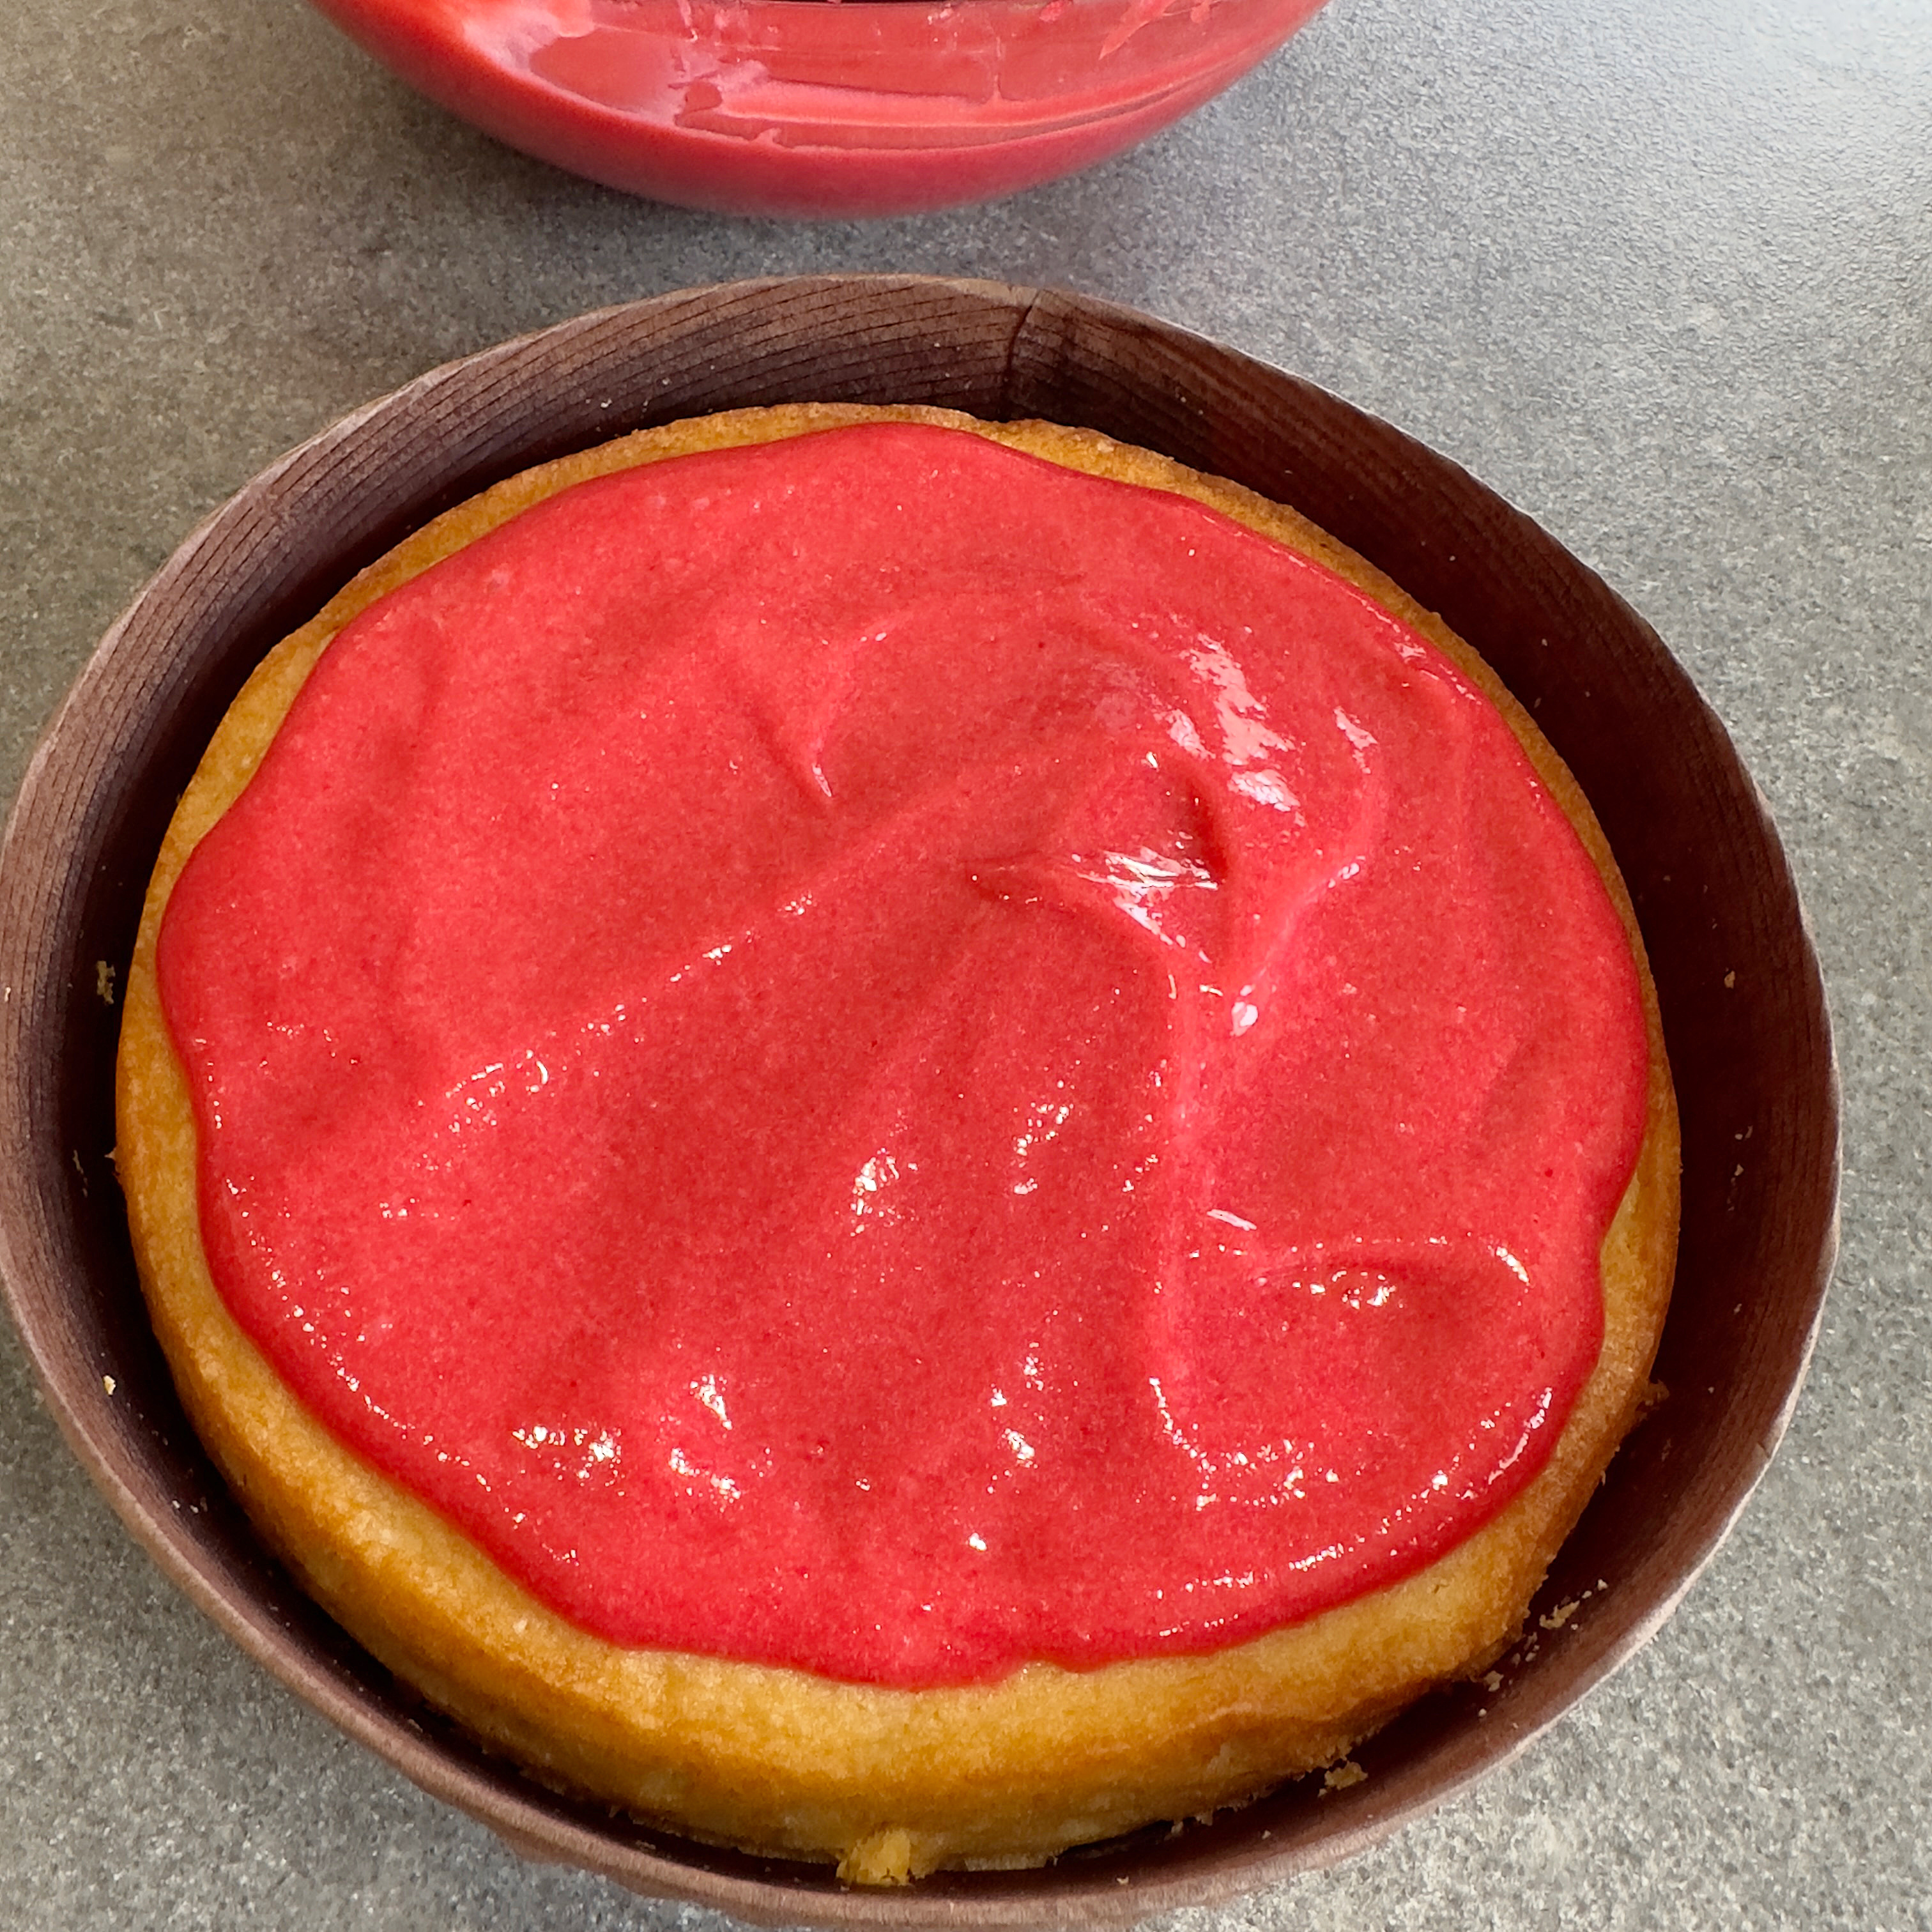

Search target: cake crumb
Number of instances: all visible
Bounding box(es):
[1322,1761,1367,1793]
[1724,969,1736,988]
[96,960,116,1005]
[838,1827,917,1887]
[1539,1600,1580,1632]
[1482,1669,1503,1692]
[102,1375,116,1396]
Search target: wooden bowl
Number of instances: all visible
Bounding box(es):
[0,277,1838,1928]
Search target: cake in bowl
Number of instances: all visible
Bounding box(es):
[114,402,1678,1883]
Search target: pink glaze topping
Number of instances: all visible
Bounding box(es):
[157,424,1648,1687]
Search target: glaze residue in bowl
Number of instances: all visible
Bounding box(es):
[308,0,1328,217]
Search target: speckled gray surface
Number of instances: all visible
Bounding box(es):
[2,0,1928,1924]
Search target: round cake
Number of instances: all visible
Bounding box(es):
[115,404,1679,1883]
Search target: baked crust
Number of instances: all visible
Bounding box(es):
[115,404,1680,1884]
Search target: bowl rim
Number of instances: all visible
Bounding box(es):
[0,274,1840,1928]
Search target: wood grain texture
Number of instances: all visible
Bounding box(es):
[0,276,1839,1928]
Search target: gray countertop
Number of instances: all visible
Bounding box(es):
[3,1,1928,1926]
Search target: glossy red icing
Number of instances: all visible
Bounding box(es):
[304,0,1327,218]
[157,424,1648,1686]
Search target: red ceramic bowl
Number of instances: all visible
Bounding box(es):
[306,0,1328,217]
